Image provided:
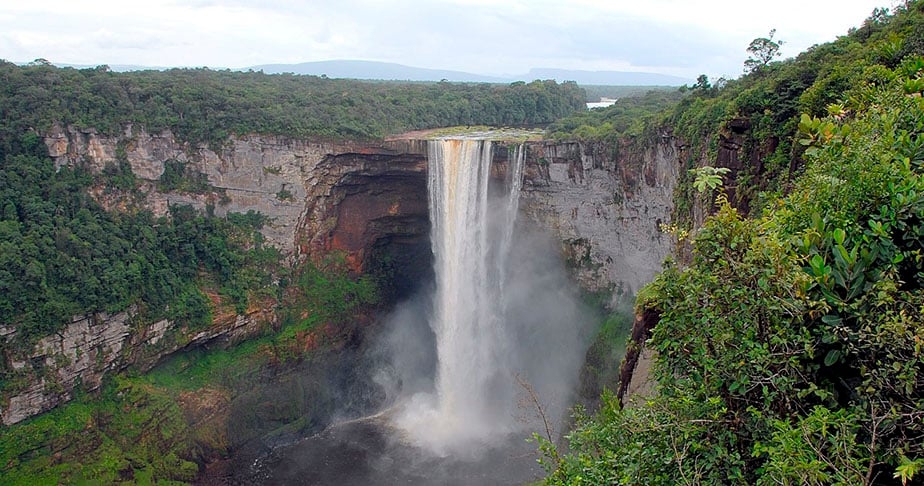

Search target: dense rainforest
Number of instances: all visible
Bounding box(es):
[541,1,924,484]
[0,62,586,149]
[0,62,587,482]
[0,147,278,342]
[3,0,924,484]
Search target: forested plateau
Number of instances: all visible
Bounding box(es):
[1,0,924,484]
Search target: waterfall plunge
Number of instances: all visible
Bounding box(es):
[431,138,523,431]
[394,137,586,456]
[395,139,527,451]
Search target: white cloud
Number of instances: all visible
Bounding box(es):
[0,0,890,77]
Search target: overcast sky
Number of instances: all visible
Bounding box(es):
[0,0,894,80]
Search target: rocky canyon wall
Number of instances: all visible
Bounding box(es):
[1,127,679,425]
[520,138,678,301]
[2,125,429,425]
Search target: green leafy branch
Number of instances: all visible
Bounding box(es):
[690,166,730,193]
[797,113,850,157]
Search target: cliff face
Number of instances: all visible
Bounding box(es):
[520,139,678,300]
[1,126,430,426]
[41,125,678,294]
[0,128,679,426]
[43,123,385,252]
[0,311,132,425]
[0,304,273,425]
[298,141,431,298]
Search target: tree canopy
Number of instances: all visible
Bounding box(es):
[541,2,924,484]
[744,29,784,74]
[0,63,586,150]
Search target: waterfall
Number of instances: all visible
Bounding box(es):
[497,143,526,301]
[430,138,523,436]
[394,138,526,451]
[393,136,588,458]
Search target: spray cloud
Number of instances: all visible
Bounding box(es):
[379,137,593,456]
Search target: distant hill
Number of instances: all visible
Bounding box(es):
[246,60,690,86]
[42,59,690,86]
[522,68,689,86]
[247,60,507,83]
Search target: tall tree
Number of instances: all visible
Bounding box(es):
[744,29,783,73]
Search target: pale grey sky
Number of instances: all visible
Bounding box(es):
[0,0,894,79]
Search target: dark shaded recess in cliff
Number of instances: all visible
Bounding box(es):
[714,117,783,216]
[617,309,660,405]
[323,154,433,301]
[715,118,750,214]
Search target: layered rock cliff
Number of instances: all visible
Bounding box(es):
[3,125,426,425]
[520,139,678,300]
[43,123,382,252]
[0,127,679,425]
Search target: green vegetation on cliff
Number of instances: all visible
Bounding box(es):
[0,378,198,485]
[0,145,275,348]
[0,255,379,484]
[542,2,924,484]
[666,0,924,221]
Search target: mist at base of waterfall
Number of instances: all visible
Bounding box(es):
[251,415,543,486]
[374,226,593,456]
[211,219,593,485]
[226,286,559,485]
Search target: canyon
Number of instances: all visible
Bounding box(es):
[0,123,678,428]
